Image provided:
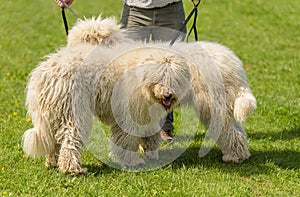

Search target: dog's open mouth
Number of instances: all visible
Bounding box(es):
[162,99,172,107]
[152,85,176,110]
[161,94,175,109]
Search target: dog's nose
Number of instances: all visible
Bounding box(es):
[164,93,172,100]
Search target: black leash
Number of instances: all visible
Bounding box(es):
[61,9,69,35]
[170,0,202,46]
[59,0,200,40]
[59,0,80,36]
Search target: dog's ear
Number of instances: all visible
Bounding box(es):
[139,83,155,102]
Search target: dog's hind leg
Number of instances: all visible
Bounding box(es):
[140,133,161,160]
[216,120,250,163]
[45,143,61,168]
[215,87,255,164]
[57,126,87,174]
[110,124,145,167]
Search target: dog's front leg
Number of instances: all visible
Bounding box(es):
[110,123,145,167]
[140,132,161,160]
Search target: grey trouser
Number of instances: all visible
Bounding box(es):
[120,1,186,42]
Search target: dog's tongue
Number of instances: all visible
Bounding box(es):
[163,100,171,106]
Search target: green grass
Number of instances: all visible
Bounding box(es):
[1,0,299,196]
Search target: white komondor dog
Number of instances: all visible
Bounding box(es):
[23,16,256,174]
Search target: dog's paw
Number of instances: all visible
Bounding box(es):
[57,148,86,174]
[45,154,59,168]
[222,152,250,164]
[145,150,159,160]
[69,167,88,175]
[119,151,145,167]
[124,156,145,167]
[126,158,145,167]
[58,164,88,174]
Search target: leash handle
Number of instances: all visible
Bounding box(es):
[61,8,69,35]
[59,0,80,18]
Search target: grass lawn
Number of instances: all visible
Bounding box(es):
[0,0,299,196]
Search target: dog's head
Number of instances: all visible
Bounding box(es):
[151,83,178,112]
[132,54,191,112]
[108,46,194,131]
[109,46,192,123]
[67,16,128,47]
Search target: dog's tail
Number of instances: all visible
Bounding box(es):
[234,87,257,122]
[23,126,55,157]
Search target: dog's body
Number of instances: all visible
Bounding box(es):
[23,17,256,174]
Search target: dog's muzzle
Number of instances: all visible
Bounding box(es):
[161,93,176,110]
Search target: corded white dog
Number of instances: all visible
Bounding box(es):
[23,16,256,174]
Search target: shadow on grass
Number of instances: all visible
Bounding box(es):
[170,127,300,174]
[249,127,300,141]
[85,146,299,177]
[84,127,300,176]
[83,163,118,176]
[171,146,300,174]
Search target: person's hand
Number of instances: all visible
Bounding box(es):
[55,0,74,8]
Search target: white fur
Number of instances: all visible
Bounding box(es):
[23,16,256,173]
[67,16,132,47]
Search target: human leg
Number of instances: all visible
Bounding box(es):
[160,112,175,142]
[120,4,153,41]
[152,1,186,41]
